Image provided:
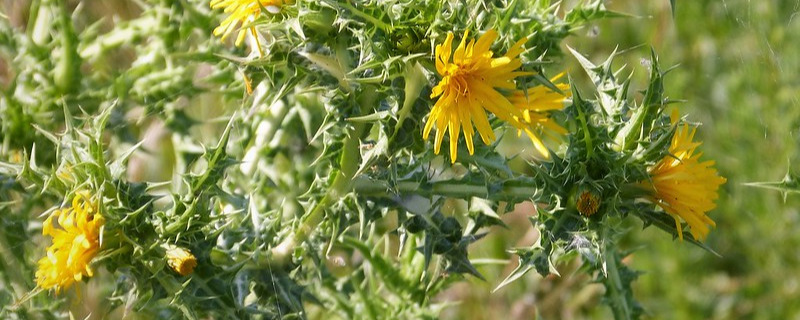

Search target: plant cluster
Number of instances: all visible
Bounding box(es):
[0,0,723,319]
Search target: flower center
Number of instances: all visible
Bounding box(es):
[444,63,475,97]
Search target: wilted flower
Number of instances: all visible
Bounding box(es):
[35,192,104,293]
[426,29,530,162]
[166,245,197,276]
[642,119,726,241]
[577,190,600,216]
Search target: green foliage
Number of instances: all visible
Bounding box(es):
[0,0,735,319]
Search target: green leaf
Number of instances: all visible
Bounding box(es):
[629,203,721,256]
[670,0,676,16]
[493,262,534,293]
[567,46,630,118]
[745,166,800,201]
[346,110,391,122]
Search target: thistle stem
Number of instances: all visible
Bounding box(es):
[602,229,632,320]
[350,177,539,201]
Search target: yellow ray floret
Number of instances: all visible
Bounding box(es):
[510,72,570,157]
[210,0,290,56]
[644,121,726,241]
[35,192,104,294]
[425,29,531,163]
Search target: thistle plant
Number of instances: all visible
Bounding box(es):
[0,0,725,319]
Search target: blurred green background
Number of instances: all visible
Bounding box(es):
[454,1,800,319]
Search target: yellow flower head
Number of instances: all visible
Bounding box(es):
[35,192,104,293]
[510,72,570,157]
[166,246,198,276]
[426,29,531,163]
[210,0,290,56]
[644,121,726,241]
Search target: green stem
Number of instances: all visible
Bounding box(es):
[53,0,81,95]
[351,177,539,201]
[602,229,631,320]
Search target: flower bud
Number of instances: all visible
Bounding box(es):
[166,245,197,276]
[577,191,601,216]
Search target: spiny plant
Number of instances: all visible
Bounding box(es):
[0,0,722,319]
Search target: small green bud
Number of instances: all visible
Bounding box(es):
[433,238,452,254]
[431,211,444,224]
[440,217,462,242]
[404,215,426,233]
[390,27,427,53]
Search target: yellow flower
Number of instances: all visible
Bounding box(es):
[425,29,531,163]
[643,121,726,241]
[510,72,570,157]
[166,245,198,276]
[210,0,290,56]
[35,192,104,293]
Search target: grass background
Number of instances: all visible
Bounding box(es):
[454,1,800,319]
